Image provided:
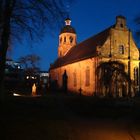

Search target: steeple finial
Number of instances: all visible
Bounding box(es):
[65,14,71,25]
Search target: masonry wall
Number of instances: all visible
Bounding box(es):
[50,58,97,96]
[97,28,140,96]
[50,26,140,96]
[98,28,139,80]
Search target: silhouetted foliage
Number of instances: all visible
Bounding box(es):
[97,61,132,97]
[0,0,73,101]
[19,54,40,69]
[19,54,41,83]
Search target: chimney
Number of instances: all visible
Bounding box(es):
[115,15,127,30]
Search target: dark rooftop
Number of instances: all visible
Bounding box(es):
[60,25,76,34]
[51,26,112,69]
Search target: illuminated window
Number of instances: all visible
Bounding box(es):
[85,66,90,86]
[134,67,139,86]
[59,51,62,56]
[60,37,62,44]
[120,23,124,28]
[119,45,124,54]
[64,37,66,43]
[69,36,73,43]
[73,71,77,87]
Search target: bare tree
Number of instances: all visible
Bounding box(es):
[19,56,28,69]
[27,54,40,69]
[19,54,40,69]
[0,0,73,101]
[97,61,131,97]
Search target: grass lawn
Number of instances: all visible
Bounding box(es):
[1,93,140,140]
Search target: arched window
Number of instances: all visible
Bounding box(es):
[120,23,124,28]
[73,70,77,87]
[64,36,66,43]
[59,51,62,57]
[60,37,62,44]
[69,36,73,43]
[85,66,90,86]
[119,45,124,54]
[134,67,139,86]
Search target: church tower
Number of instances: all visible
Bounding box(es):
[58,17,77,57]
[115,15,127,30]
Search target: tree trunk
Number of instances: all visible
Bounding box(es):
[0,0,14,102]
[0,53,6,102]
[0,21,10,102]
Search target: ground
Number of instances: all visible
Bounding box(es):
[0,92,140,140]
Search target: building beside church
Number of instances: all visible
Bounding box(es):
[49,16,140,97]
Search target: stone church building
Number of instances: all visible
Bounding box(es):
[49,16,140,97]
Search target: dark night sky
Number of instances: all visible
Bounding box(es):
[12,0,140,71]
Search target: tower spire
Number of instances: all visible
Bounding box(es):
[65,14,71,26]
[58,13,77,57]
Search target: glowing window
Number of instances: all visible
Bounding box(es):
[120,23,124,28]
[59,51,62,56]
[69,36,73,43]
[64,37,66,43]
[60,37,62,43]
[85,66,90,86]
[134,67,139,86]
[73,71,77,87]
[119,45,124,54]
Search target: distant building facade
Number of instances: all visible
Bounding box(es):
[5,59,24,90]
[50,16,140,97]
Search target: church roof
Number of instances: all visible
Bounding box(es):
[60,25,76,34]
[50,26,112,69]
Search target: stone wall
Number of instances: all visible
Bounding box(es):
[50,20,140,96]
[50,58,97,96]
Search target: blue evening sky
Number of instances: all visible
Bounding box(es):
[12,0,140,71]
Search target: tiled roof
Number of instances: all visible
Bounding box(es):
[50,26,112,69]
[60,25,76,34]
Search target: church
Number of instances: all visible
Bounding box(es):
[49,15,140,97]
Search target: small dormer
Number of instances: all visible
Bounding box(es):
[115,15,127,30]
